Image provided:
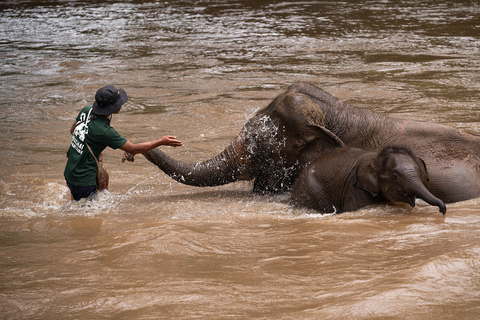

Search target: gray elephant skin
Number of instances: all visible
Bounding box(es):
[124,82,480,204]
[291,145,446,214]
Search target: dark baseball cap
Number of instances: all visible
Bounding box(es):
[92,85,128,115]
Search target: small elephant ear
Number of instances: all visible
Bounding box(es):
[354,161,380,197]
[417,157,430,182]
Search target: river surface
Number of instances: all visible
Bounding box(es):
[1,0,480,319]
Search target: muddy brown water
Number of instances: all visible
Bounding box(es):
[1,1,480,319]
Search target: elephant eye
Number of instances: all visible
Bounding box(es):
[392,172,400,180]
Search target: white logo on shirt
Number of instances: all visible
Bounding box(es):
[70,110,90,154]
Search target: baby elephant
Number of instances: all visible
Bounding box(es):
[291,146,446,214]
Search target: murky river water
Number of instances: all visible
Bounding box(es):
[1,0,480,318]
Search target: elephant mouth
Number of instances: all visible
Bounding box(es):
[406,194,416,208]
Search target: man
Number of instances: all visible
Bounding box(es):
[64,85,182,201]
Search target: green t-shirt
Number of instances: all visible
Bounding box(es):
[64,105,128,186]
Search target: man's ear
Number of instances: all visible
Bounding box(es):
[354,160,379,197]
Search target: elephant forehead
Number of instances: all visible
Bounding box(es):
[384,153,419,171]
[299,96,327,126]
[281,93,327,126]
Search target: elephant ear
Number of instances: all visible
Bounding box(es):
[296,124,346,164]
[417,157,430,182]
[354,159,380,197]
[270,92,345,150]
[306,124,345,147]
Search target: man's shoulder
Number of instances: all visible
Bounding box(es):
[80,105,93,113]
[76,105,93,120]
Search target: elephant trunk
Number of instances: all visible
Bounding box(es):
[141,137,254,187]
[409,180,447,215]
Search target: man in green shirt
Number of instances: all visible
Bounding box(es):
[64,85,182,201]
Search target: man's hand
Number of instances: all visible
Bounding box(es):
[159,135,183,147]
[120,136,182,162]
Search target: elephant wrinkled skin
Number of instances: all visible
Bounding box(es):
[124,82,480,204]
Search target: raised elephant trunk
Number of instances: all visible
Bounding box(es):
[125,110,300,192]
[139,136,255,187]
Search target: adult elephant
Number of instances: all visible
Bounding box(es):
[124,83,480,203]
[291,145,446,214]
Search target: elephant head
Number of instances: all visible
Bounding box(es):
[355,146,446,214]
[123,83,345,193]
